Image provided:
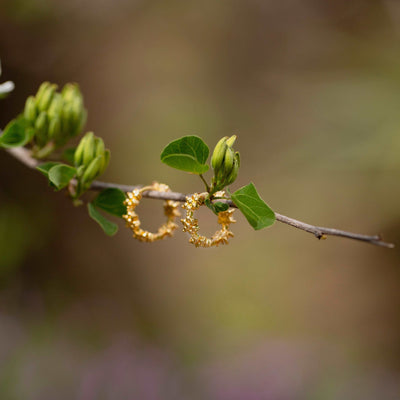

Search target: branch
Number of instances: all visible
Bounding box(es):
[4,146,395,248]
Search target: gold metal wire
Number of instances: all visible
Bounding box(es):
[123,182,180,242]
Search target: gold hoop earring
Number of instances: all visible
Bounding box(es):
[181,192,236,247]
[123,182,180,242]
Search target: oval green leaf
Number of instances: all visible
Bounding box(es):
[36,162,62,177]
[0,117,33,148]
[160,135,209,174]
[48,164,76,190]
[87,203,118,236]
[231,182,275,230]
[214,201,229,213]
[92,188,127,218]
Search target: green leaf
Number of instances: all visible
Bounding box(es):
[48,164,76,190]
[160,135,209,174]
[214,201,229,213]
[62,147,76,164]
[0,117,33,148]
[205,198,229,215]
[231,182,275,230]
[87,203,118,236]
[36,162,62,177]
[92,188,127,218]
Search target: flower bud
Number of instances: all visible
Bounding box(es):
[211,136,228,172]
[48,116,61,140]
[74,133,89,167]
[82,132,96,166]
[24,96,37,124]
[61,83,80,103]
[37,83,57,112]
[60,103,74,137]
[69,96,85,138]
[94,137,105,159]
[226,134,237,148]
[34,111,49,147]
[223,147,235,175]
[81,155,103,185]
[35,82,51,104]
[100,149,110,175]
[224,152,240,186]
[211,135,239,193]
[47,93,63,119]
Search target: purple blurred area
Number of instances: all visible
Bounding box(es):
[0,0,400,398]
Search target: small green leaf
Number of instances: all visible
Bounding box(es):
[204,198,229,215]
[36,162,62,177]
[204,198,215,214]
[231,182,275,230]
[87,203,118,236]
[62,147,76,164]
[48,164,76,190]
[160,135,209,174]
[92,188,127,218]
[0,117,33,148]
[214,201,229,213]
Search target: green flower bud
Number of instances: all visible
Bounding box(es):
[69,96,84,137]
[74,134,88,167]
[47,93,64,119]
[76,109,87,136]
[76,165,85,178]
[224,152,240,186]
[100,149,110,174]
[34,111,49,146]
[223,147,235,175]
[226,134,237,148]
[81,155,103,185]
[82,132,96,166]
[60,102,74,136]
[211,136,228,171]
[35,82,51,104]
[61,83,80,103]
[235,151,240,167]
[24,96,37,124]
[25,81,88,154]
[37,83,57,112]
[48,115,61,140]
[94,137,105,158]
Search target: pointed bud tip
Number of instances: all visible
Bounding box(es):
[226,135,237,147]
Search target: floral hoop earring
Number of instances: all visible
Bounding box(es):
[181,192,236,247]
[123,182,180,242]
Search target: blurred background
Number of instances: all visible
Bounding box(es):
[0,0,400,398]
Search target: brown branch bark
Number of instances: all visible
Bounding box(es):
[4,147,395,248]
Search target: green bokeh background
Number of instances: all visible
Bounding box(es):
[0,1,399,398]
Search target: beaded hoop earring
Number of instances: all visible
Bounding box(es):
[123,182,180,242]
[181,192,236,247]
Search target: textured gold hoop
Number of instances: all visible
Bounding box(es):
[123,182,180,242]
[181,192,236,247]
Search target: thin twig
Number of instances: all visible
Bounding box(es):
[4,146,395,248]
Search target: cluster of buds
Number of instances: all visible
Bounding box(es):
[24,82,87,154]
[210,135,240,193]
[74,132,110,195]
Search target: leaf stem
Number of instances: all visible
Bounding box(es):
[199,174,210,192]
